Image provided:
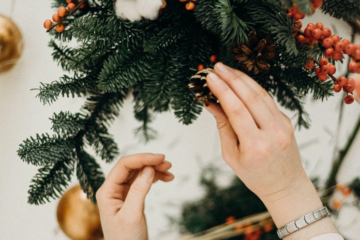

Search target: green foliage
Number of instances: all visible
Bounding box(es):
[321,0,360,21]
[20,0,337,204]
[178,167,278,239]
[280,0,312,14]
[351,178,360,199]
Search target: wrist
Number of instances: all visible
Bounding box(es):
[261,175,338,239]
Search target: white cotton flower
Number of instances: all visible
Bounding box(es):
[136,0,163,20]
[115,0,163,22]
[115,0,142,22]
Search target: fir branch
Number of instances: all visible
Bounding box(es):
[48,39,76,71]
[50,112,85,137]
[280,0,312,14]
[18,133,76,166]
[35,73,97,105]
[248,0,298,55]
[76,150,105,203]
[321,0,360,21]
[28,157,75,205]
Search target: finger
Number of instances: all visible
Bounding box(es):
[154,161,172,172]
[228,67,280,115]
[106,153,165,186]
[154,171,174,183]
[120,167,155,217]
[214,63,275,129]
[204,102,240,160]
[207,72,259,139]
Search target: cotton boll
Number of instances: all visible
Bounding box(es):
[115,0,142,22]
[136,0,163,20]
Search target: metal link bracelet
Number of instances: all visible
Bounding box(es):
[277,207,331,239]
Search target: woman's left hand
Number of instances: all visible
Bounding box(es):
[96,153,174,240]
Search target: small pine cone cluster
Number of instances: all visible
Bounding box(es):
[188,68,218,106]
[232,32,276,75]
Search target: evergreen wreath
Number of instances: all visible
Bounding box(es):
[19,0,360,204]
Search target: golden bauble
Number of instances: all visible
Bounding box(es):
[57,185,103,240]
[0,14,23,73]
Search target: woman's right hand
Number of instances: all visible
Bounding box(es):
[205,63,338,239]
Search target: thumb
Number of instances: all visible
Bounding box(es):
[120,166,155,217]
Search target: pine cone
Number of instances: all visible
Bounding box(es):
[232,31,276,74]
[188,68,218,106]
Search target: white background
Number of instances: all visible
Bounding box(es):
[1,1,360,239]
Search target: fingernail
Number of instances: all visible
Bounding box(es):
[215,62,229,73]
[141,167,153,179]
[208,72,219,82]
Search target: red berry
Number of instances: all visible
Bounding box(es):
[322,38,334,48]
[334,42,345,52]
[295,13,305,20]
[319,58,328,66]
[287,13,294,19]
[307,23,316,29]
[58,6,67,18]
[337,76,347,87]
[324,48,334,58]
[331,35,340,43]
[348,61,358,73]
[354,49,360,60]
[333,84,342,93]
[312,28,322,40]
[52,13,61,23]
[355,44,360,50]
[80,3,86,9]
[305,60,315,70]
[210,55,218,63]
[315,67,321,75]
[341,39,350,48]
[332,51,343,61]
[316,22,324,30]
[328,64,336,74]
[321,65,329,73]
[55,23,66,33]
[344,95,355,104]
[344,78,356,93]
[297,35,306,44]
[311,0,323,8]
[321,28,332,38]
[295,21,302,28]
[304,27,312,38]
[345,44,355,55]
[66,0,73,3]
[44,19,52,30]
[68,3,76,11]
[318,73,328,82]
[198,64,205,71]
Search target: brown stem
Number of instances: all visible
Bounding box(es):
[47,0,87,32]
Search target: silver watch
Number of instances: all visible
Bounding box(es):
[277,207,330,239]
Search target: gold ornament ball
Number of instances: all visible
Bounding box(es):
[57,185,103,240]
[0,14,23,73]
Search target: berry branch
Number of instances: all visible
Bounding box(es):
[44,0,87,33]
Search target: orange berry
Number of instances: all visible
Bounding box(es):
[226,216,236,225]
[80,3,86,9]
[333,84,341,93]
[341,39,350,48]
[328,64,336,75]
[318,73,328,82]
[344,78,356,93]
[44,19,52,30]
[348,61,358,73]
[263,223,273,233]
[68,3,76,11]
[324,48,334,58]
[55,23,66,33]
[322,38,334,48]
[210,55,218,63]
[186,2,195,10]
[52,13,61,23]
[335,42,345,52]
[316,22,324,30]
[305,60,314,70]
[319,58,328,66]
[332,51,343,61]
[297,35,306,44]
[337,76,347,87]
[197,64,205,71]
[321,28,332,38]
[344,95,355,104]
[66,0,73,3]
[337,184,344,191]
[312,28,322,40]
[342,186,351,196]
[58,6,67,18]
[315,67,321,75]
[331,35,340,43]
[345,43,355,55]
[333,200,342,209]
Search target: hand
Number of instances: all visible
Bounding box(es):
[205,63,338,239]
[96,153,174,240]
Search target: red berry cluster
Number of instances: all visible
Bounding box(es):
[287,0,323,21]
[179,0,197,11]
[333,76,356,104]
[43,0,86,33]
[308,58,336,81]
[197,55,218,71]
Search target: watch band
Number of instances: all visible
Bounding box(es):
[277,207,330,239]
